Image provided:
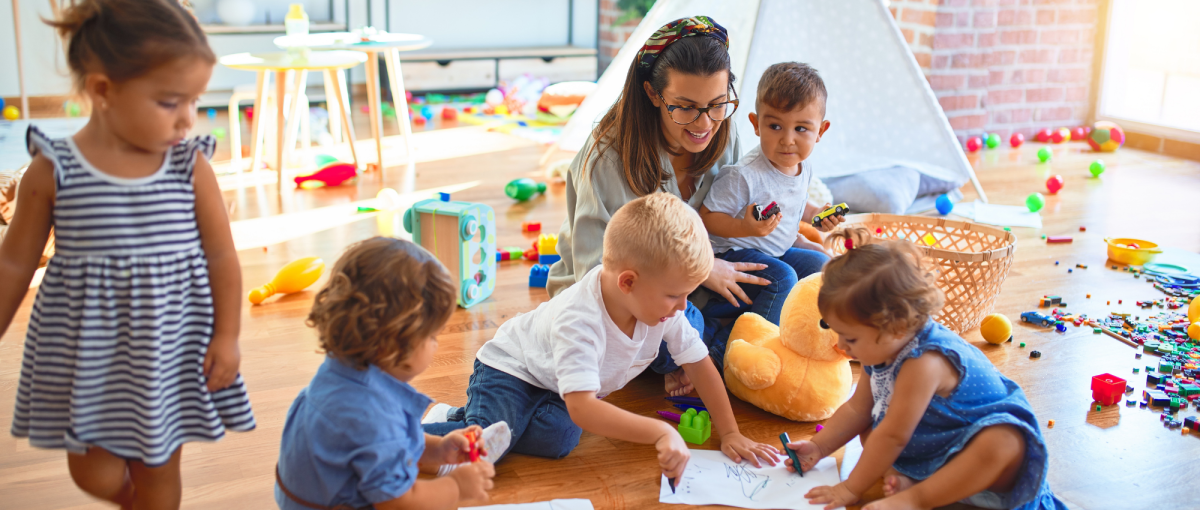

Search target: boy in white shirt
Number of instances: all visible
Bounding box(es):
[699,62,844,327]
[424,193,780,483]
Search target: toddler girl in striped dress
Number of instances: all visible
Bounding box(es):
[0,1,254,507]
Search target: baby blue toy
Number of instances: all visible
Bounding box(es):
[403,198,497,308]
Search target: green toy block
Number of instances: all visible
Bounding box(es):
[678,408,712,445]
[1180,385,1200,397]
[1157,343,1175,355]
[1159,361,1175,374]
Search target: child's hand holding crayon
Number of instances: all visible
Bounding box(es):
[437,425,487,465]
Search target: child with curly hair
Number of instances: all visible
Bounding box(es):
[785,227,1066,510]
[275,238,495,510]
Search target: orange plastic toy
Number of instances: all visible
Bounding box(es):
[248,257,326,305]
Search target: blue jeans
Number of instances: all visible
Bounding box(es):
[651,248,828,376]
[423,360,582,461]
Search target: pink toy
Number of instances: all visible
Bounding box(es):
[294,163,357,187]
[1071,126,1088,140]
[1010,132,1024,148]
[1034,128,1052,143]
[965,137,982,152]
[1045,175,1064,194]
[1050,127,1071,144]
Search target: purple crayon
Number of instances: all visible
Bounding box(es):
[657,410,682,423]
[673,403,707,413]
[666,396,705,406]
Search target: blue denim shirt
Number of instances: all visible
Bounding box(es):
[276,356,433,509]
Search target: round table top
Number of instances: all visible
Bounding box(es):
[273,32,432,52]
[219,50,367,71]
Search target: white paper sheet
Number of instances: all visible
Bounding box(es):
[949,200,1042,229]
[468,499,595,510]
[839,437,863,482]
[659,449,842,510]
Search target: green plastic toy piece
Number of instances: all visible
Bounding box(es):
[505,178,548,201]
[678,408,712,445]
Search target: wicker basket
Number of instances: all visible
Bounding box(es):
[833,214,1017,333]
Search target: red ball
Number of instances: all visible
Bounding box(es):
[1071,126,1087,140]
[1034,128,1052,143]
[1010,132,1024,148]
[1049,127,1070,144]
[441,107,458,120]
[966,137,982,152]
[1046,175,1064,194]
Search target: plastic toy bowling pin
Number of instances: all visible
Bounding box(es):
[248,257,325,305]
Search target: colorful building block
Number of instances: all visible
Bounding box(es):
[529,264,549,288]
[1090,373,1127,406]
[537,233,561,265]
[403,198,496,308]
[677,408,712,445]
[522,221,542,232]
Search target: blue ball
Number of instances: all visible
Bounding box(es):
[935,194,954,215]
[207,108,217,120]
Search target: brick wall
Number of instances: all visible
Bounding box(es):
[891,0,1100,141]
[598,0,642,75]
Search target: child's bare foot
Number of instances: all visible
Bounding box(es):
[664,369,693,397]
[881,469,915,497]
[862,490,928,510]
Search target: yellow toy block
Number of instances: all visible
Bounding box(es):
[538,233,558,256]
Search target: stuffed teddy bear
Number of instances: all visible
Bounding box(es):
[723,272,852,422]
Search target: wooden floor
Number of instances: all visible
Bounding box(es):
[2,129,1200,510]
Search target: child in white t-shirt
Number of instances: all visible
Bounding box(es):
[699,62,845,326]
[424,193,780,484]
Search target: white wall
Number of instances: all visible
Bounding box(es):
[1,0,75,97]
[0,0,598,97]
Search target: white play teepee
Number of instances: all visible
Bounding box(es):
[557,0,986,206]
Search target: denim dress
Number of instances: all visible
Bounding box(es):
[864,320,1067,510]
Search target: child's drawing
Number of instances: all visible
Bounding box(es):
[660,450,842,510]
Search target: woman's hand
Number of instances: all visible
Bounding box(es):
[702,258,769,307]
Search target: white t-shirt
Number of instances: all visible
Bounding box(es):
[476,265,709,398]
[703,146,813,258]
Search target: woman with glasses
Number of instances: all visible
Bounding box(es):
[546,16,785,397]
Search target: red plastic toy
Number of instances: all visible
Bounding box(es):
[1045,175,1064,194]
[1050,127,1071,144]
[965,137,982,152]
[1091,373,1127,406]
[1010,132,1024,148]
[464,429,482,462]
[1034,128,1052,143]
[522,221,542,232]
[1046,236,1073,243]
[442,107,458,121]
[294,162,357,187]
[1071,126,1088,140]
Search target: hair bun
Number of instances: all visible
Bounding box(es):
[49,0,102,40]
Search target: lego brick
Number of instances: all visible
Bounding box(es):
[678,408,712,445]
[1144,389,1171,407]
[529,264,549,288]
[538,254,561,265]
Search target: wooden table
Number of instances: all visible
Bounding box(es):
[274,32,432,173]
[219,50,367,193]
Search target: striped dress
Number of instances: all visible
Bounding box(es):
[11,126,256,466]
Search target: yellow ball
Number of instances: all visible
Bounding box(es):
[980,313,1013,345]
[1189,322,1200,341]
[1190,297,1200,325]
[1,105,18,121]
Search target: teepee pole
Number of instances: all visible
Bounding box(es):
[12,0,29,119]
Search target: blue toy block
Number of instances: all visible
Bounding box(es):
[403,198,496,308]
[438,192,450,202]
[529,264,549,288]
[538,254,561,265]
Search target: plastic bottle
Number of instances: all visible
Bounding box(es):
[285,4,309,37]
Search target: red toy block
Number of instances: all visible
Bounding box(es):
[522,221,542,232]
[1091,373,1127,406]
[1046,236,1073,243]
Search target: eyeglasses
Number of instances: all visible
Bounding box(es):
[656,90,739,125]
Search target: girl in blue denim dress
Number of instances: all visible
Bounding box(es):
[784,227,1066,510]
